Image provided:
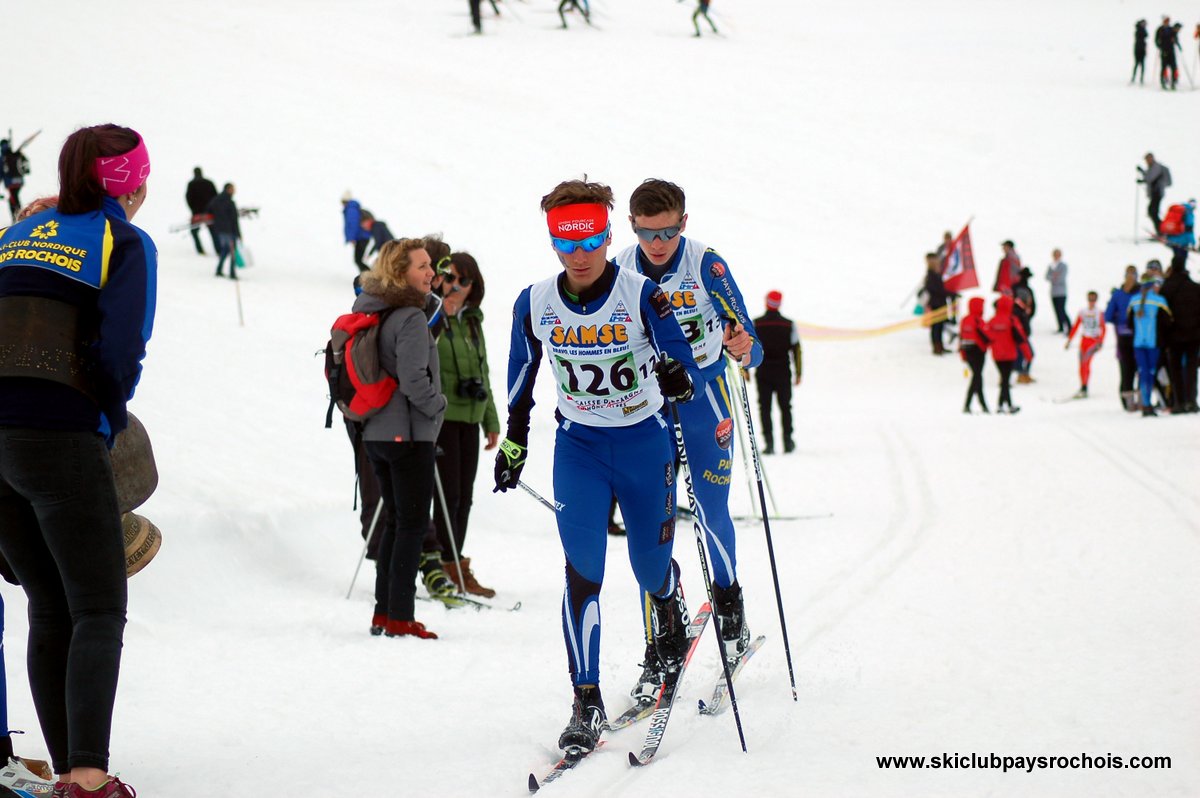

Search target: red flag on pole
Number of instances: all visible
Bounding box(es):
[941,223,978,293]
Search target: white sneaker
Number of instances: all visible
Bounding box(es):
[0,756,55,792]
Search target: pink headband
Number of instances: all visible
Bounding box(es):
[94,133,151,197]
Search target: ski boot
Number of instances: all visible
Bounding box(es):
[630,641,666,704]
[1073,386,1088,399]
[420,551,457,600]
[558,684,606,754]
[783,438,795,454]
[649,568,691,672]
[370,612,387,636]
[712,581,752,664]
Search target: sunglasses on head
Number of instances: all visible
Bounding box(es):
[631,223,682,243]
[550,225,610,255]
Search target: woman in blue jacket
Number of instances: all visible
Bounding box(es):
[1105,265,1140,407]
[1128,274,1173,416]
[0,124,155,797]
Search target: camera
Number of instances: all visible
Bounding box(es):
[457,377,488,401]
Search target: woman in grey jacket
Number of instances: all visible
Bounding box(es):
[354,238,446,639]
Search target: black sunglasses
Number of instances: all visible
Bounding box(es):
[632,223,682,243]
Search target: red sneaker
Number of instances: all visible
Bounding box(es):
[56,777,137,797]
[384,620,438,639]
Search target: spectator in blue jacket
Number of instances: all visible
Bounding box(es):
[0,123,156,798]
[1129,273,1173,415]
[342,190,372,272]
[1105,265,1140,408]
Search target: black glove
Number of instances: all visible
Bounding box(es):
[493,438,527,492]
[655,357,694,403]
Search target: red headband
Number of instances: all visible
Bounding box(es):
[546,203,608,240]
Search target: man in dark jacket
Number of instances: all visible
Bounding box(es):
[752,290,802,454]
[185,167,218,255]
[1138,152,1172,233]
[924,252,949,354]
[206,183,241,280]
[1155,17,1178,89]
[1160,253,1200,412]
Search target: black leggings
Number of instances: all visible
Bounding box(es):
[995,360,1015,409]
[433,420,482,558]
[367,441,435,622]
[0,429,127,775]
[963,348,988,411]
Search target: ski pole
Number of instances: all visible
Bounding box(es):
[732,367,799,702]
[345,498,384,599]
[518,479,562,512]
[668,399,748,752]
[730,371,758,516]
[730,362,779,514]
[1134,179,1140,245]
[234,278,245,327]
[433,463,467,592]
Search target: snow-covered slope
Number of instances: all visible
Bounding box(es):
[4,1,1198,795]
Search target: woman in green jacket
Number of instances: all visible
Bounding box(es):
[434,252,501,597]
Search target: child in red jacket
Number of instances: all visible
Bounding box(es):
[987,295,1033,413]
[959,296,990,413]
[1064,290,1106,398]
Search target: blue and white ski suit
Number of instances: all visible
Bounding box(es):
[505,262,701,685]
[614,238,762,590]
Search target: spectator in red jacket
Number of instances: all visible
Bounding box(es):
[994,240,1021,296]
[959,297,990,413]
[987,295,1032,414]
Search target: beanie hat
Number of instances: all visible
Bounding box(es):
[765,290,783,310]
[341,190,353,202]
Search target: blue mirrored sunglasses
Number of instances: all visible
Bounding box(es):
[632,223,682,243]
[550,225,610,254]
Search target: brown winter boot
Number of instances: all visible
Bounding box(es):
[442,557,496,598]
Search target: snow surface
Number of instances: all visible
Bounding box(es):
[5,1,1200,795]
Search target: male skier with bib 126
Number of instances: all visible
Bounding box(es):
[612,178,762,708]
[494,179,703,756]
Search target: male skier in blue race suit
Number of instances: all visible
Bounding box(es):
[494,179,703,755]
[613,179,762,704]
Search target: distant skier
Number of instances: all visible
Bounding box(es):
[1132,19,1148,84]
[1137,153,1171,234]
[1064,291,1106,398]
[1159,250,1200,413]
[1155,16,1178,89]
[959,297,990,414]
[557,0,590,28]
[359,209,396,265]
[680,0,718,37]
[1128,274,1172,416]
[185,166,218,255]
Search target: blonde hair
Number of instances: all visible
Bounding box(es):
[16,195,59,222]
[370,238,428,290]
